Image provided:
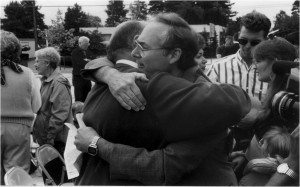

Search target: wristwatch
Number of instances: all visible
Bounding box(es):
[87,136,101,156]
[277,163,298,180]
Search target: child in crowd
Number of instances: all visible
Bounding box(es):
[239,126,292,186]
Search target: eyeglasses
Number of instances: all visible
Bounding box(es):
[238,38,261,46]
[133,35,169,57]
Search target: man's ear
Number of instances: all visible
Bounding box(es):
[169,48,182,64]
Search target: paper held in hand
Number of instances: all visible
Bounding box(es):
[63,113,86,179]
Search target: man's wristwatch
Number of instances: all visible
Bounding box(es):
[87,136,101,156]
[277,163,298,180]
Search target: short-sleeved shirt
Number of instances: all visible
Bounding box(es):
[207,50,268,101]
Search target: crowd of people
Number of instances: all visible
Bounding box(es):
[1,9,299,186]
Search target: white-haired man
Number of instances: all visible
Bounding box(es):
[71,36,96,102]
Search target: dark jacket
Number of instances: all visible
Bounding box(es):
[33,69,72,145]
[76,61,251,185]
[71,47,95,76]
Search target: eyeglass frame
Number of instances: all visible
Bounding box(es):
[238,38,262,46]
[133,35,172,56]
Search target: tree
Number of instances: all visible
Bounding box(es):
[64,3,89,35]
[291,0,299,15]
[129,0,148,20]
[147,0,236,26]
[79,30,106,56]
[86,14,102,27]
[148,0,164,15]
[105,0,128,26]
[39,9,78,56]
[2,0,47,38]
[273,10,299,32]
[226,17,241,36]
[175,2,205,24]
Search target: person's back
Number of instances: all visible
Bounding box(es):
[1,30,41,184]
[1,65,37,123]
[77,64,166,185]
[77,66,239,185]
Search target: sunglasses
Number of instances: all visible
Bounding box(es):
[238,38,261,46]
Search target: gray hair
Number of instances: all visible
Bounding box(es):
[35,47,61,69]
[79,36,89,43]
[1,30,21,63]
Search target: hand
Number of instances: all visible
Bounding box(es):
[107,70,148,111]
[74,127,99,152]
[283,125,299,172]
[238,96,263,129]
[230,151,246,172]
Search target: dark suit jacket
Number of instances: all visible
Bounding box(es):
[71,47,95,76]
[75,61,251,185]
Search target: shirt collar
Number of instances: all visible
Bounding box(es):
[42,69,60,82]
[116,59,138,68]
[237,50,256,69]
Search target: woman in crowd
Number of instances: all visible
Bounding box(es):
[194,33,208,72]
[1,30,41,184]
[239,37,299,185]
[33,47,72,156]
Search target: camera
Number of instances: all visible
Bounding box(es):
[271,60,299,123]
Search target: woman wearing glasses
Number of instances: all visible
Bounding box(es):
[239,37,299,186]
[33,47,73,156]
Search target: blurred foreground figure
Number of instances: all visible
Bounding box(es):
[1,30,41,184]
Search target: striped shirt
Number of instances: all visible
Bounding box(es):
[206,50,268,101]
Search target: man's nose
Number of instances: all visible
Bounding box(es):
[131,47,141,58]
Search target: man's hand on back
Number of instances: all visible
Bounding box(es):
[102,67,148,111]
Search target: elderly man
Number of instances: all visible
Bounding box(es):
[75,14,250,185]
[71,36,96,102]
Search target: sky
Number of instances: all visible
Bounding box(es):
[0,0,296,28]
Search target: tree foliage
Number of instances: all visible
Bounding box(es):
[2,0,47,38]
[273,10,299,32]
[292,0,299,15]
[147,0,236,26]
[39,10,78,56]
[129,0,148,20]
[64,3,89,35]
[105,0,129,26]
[79,30,106,56]
[86,14,102,27]
[148,0,164,15]
[226,17,241,36]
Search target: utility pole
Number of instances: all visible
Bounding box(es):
[32,0,38,50]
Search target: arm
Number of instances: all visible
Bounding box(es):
[81,57,148,111]
[144,72,251,141]
[47,81,72,144]
[74,126,225,185]
[30,70,41,113]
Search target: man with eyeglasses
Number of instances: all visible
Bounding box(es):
[206,10,271,180]
[74,13,251,185]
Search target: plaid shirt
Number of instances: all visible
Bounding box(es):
[207,50,268,101]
